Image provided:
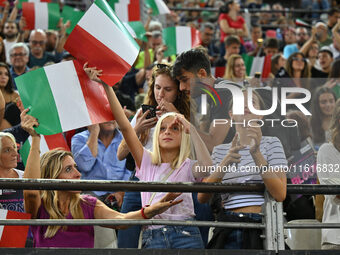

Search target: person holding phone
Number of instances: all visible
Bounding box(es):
[198,89,287,249]
[84,63,213,249]
[116,63,190,248]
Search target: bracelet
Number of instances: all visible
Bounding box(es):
[140,205,150,219]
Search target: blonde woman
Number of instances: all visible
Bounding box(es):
[84,63,213,249]
[223,54,246,85]
[22,115,182,248]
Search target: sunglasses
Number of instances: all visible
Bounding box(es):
[156,63,172,70]
[292,57,306,62]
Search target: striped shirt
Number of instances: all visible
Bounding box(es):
[212,136,287,209]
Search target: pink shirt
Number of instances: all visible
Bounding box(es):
[135,149,199,228]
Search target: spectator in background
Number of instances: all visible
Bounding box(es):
[0,38,6,63]
[218,0,248,57]
[311,87,337,148]
[45,30,58,54]
[198,22,220,65]
[327,8,340,31]
[0,63,21,131]
[311,48,333,91]
[215,35,240,67]
[223,54,246,84]
[28,26,67,68]
[270,53,286,77]
[263,38,279,57]
[284,27,309,59]
[283,27,297,49]
[300,27,320,69]
[2,21,21,64]
[71,121,131,208]
[9,43,30,89]
[315,22,333,48]
[327,59,340,99]
[244,24,262,54]
[317,98,340,250]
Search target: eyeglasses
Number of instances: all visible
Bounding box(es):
[292,57,306,62]
[10,53,27,57]
[30,40,45,46]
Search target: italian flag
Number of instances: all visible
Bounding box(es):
[296,19,310,28]
[0,209,31,248]
[108,0,140,22]
[145,0,170,15]
[18,0,51,9]
[211,66,226,78]
[163,26,200,56]
[64,0,140,86]
[22,2,60,30]
[123,21,147,42]
[242,54,272,79]
[15,60,114,135]
[19,133,70,166]
[61,6,85,34]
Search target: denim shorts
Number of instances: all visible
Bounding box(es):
[142,225,204,249]
[223,210,262,249]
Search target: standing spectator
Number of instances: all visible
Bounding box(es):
[2,21,19,64]
[218,0,249,57]
[317,99,340,250]
[9,43,30,89]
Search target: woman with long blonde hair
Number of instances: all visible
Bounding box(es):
[223,54,246,84]
[23,115,182,248]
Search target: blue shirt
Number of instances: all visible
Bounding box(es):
[10,66,29,90]
[283,44,299,59]
[71,130,131,196]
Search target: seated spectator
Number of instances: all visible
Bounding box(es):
[223,54,246,84]
[327,59,340,99]
[198,22,220,65]
[23,120,181,248]
[311,87,337,149]
[327,8,340,31]
[71,121,131,209]
[215,35,240,67]
[263,38,279,57]
[0,63,21,130]
[270,53,286,77]
[317,98,340,250]
[311,48,333,91]
[329,19,340,59]
[28,27,67,68]
[315,22,333,48]
[0,132,24,212]
[244,24,262,55]
[45,30,58,54]
[0,38,6,63]
[284,27,310,59]
[300,29,319,69]
[9,43,30,89]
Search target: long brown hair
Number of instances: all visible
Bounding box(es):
[331,99,340,152]
[285,52,311,89]
[141,64,190,145]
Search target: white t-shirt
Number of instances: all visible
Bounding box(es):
[317,143,340,245]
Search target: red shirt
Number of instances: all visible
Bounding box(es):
[218,13,245,44]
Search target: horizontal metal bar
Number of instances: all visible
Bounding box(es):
[0,178,265,192]
[284,223,340,229]
[1,179,339,195]
[0,219,265,229]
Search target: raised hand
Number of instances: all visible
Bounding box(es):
[247,126,262,155]
[221,133,245,167]
[21,108,39,137]
[169,113,190,134]
[83,62,103,83]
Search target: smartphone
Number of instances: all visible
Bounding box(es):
[141,104,157,119]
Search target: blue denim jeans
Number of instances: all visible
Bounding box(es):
[117,175,142,248]
[142,225,204,249]
[223,211,262,249]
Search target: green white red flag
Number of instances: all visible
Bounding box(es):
[18,0,51,9]
[19,133,70,166]
[163,26,200,56]
[0,209,31,247]
[61,5,85,34]
[242,54,271,78]
[15,60,114,135]
[22,2,60,30]
[123,21,147,42]
[145,0,170,15]
[108,0,140,22]
[64,0,140,85]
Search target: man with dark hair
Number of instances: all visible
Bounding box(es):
[283,27,309,59]
[244,24,262,54]
[327,8,340,31]
[173,48,234,151]
[263,38,279,56]
[214,35,240,67]
[3,21,22,64]
[199,22,219,63]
